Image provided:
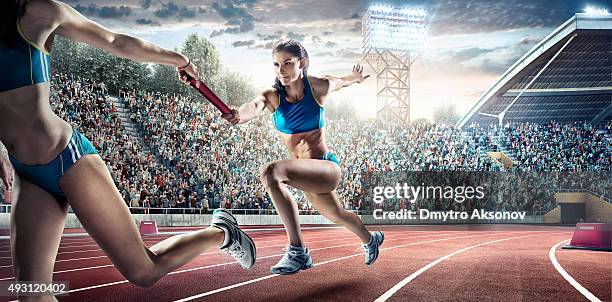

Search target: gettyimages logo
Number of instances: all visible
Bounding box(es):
[362,171,577,222]
[372,183,486,204]
[370,182,526,221]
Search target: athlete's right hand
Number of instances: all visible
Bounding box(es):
[221,109,240,125]
[177,57,201,88]
[0,155,14,192]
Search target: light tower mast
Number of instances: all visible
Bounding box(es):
[362,4,427,123]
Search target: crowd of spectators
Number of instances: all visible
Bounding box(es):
[498,122,610,171]
[1,74,609,214]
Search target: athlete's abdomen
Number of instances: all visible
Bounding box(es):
[0,83,72,165]
[280,128,329,159]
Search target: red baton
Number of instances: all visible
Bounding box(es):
[179,71,232,114]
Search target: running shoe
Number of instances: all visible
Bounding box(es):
[364,231,384,265]
[211,209,256,270]
[271,244,314,275]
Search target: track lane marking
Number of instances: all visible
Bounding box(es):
[549,239,602,302]
[52,232,465,295]
[374,233,558,302]
[173,232,558,302]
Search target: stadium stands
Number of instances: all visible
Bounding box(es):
[1,74,609,213]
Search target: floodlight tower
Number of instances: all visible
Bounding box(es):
[362,4,427,123]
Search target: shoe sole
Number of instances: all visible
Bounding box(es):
[237,227,257,270]
[272,256,314,275]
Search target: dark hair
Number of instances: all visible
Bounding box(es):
[0,0,26,47]
[272,39,309,97]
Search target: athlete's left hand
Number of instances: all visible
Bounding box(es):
[352,64,370,83]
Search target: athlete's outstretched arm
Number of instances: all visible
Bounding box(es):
[322,64,370,93]
[221,89,276,125]
[48,0,197,79]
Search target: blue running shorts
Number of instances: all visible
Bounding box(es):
[9,128,98,197]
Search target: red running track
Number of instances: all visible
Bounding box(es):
[0,225,608,302]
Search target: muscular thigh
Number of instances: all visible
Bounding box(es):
[58,155,152,270]
[272,159,341,193]
[11,176,68,281]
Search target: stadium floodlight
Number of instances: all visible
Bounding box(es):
[363,5,427,53]
[585,5,609,16]
[362,3,428,123]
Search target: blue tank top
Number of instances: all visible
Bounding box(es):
[0,20,51,92]
[272,74,325,134]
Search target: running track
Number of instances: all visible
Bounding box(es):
[0,225,609,302]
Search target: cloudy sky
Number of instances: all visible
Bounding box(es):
[61,0,609,119]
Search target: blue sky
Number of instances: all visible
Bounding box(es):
[61,0,610,119]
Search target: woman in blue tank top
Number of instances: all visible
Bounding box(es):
[222,39,385,275]
[0,0,255,291]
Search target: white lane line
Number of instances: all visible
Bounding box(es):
[549,239,602,302]
[374,233,556,302]
[0,234,464,281]
[0,233,335,254]
[0,234,362,270]
[0,233,337,259]
[58,232,466,295]
[0,256,107,269]
[175,274,277,302]
[0,230,442,267]
[0,226,346,241]
[0,228,350,249]
[1,232,460,281]
[172,231,542,302]
[0,227,368,252]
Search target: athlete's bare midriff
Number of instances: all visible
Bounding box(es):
[0,3,72,165]
[0,83,72,165]
[279,128,329,160]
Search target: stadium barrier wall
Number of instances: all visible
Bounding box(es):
[0,212,544,229]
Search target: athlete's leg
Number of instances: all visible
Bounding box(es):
[11,177,67,302]
[59,154,226,287]
[259,161,303,246]
[260,159,370,243]
[304,191,371,243]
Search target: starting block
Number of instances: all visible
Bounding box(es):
[139,220,159,236]
[562,223,611,252]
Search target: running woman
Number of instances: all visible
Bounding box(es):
[221,39,384,275]
[0,0,255,297]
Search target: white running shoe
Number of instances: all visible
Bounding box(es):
[211,209,256,270]
[364,231,384,265]
[271,245,314,275]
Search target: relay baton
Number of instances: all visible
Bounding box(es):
[179,71,232,114]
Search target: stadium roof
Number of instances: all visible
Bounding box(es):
[458,13,612,127]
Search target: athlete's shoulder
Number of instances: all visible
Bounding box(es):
[259,87,279,112]
[262,87,278,99]
[262,87,279,105]
[306,75,330,99]
[307,74,325,85]
[26,0,62,14]
[24,0,64,22]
